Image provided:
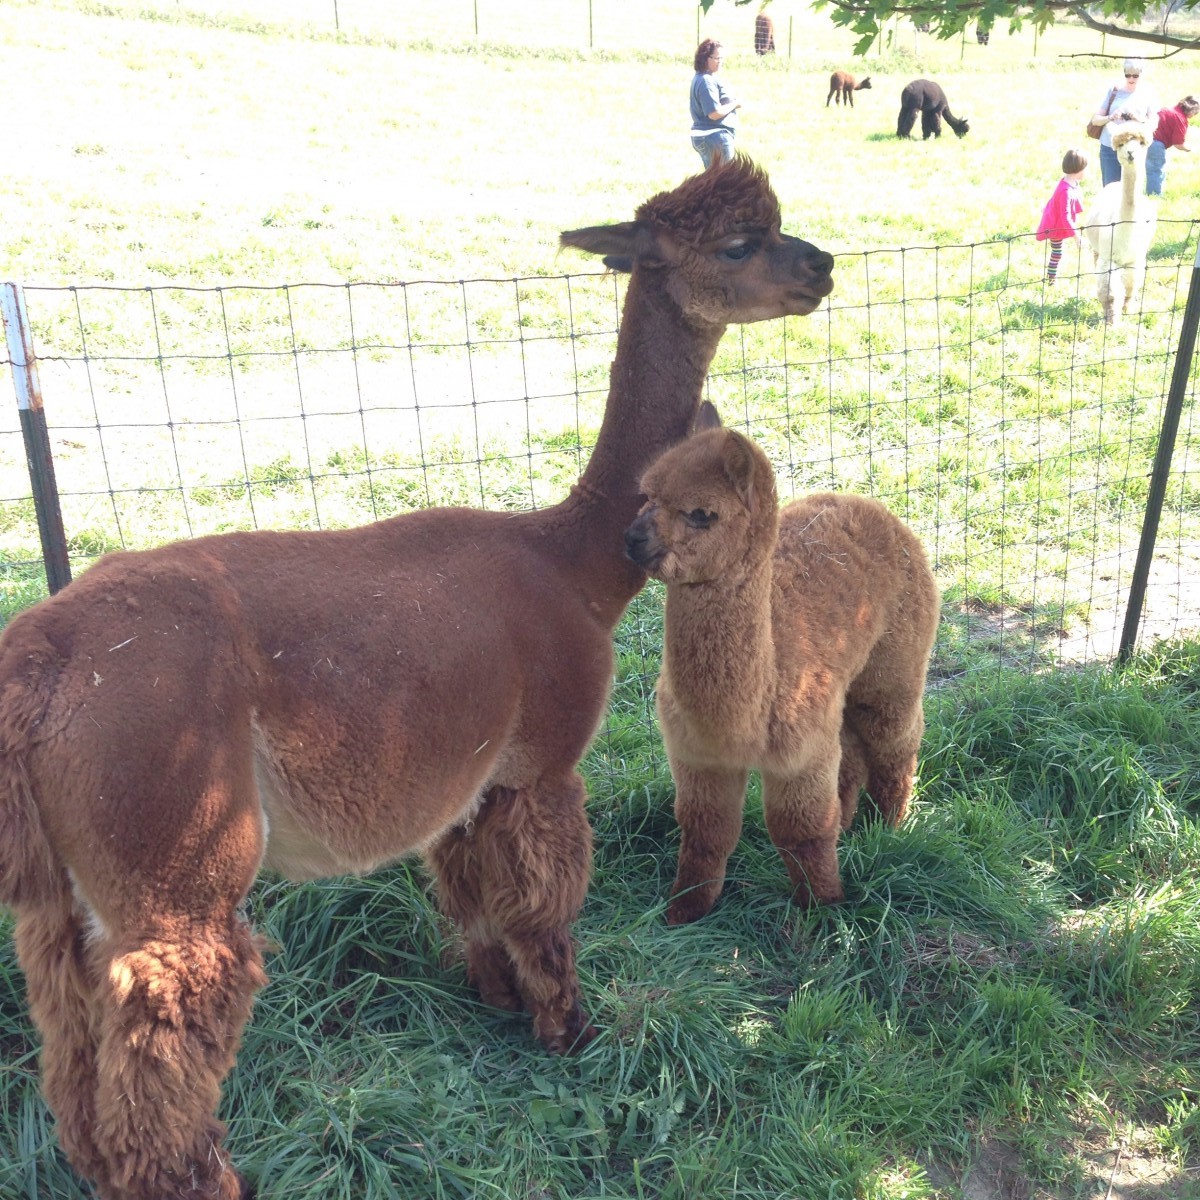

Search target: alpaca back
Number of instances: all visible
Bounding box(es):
[771,493,937,715]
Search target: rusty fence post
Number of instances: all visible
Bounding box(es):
[2,282,72,594]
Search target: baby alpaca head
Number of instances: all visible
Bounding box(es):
[624,402,779,585]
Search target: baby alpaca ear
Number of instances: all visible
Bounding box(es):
[694,401,723,434]
[721,432,758,514]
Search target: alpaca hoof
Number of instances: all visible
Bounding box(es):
[666,886,719,926]
[791,881,845,909]
[538,1006,597,1054]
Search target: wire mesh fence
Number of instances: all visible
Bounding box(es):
[3,224,1199,705]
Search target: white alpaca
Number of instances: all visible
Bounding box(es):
[1081,121,1157,325]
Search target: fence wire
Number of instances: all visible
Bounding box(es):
[3,225,1199,703]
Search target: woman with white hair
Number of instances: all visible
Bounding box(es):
[1092,58,1160,186]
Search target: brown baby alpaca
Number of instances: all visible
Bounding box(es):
[0,158,833,1200]
[625,404,938,925]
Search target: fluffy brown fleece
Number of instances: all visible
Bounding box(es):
[0,159,833,1200]
[625,404,938,925]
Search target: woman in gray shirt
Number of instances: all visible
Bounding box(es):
[690,39,741,169]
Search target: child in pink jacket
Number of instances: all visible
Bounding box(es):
[1036,148,1088,284]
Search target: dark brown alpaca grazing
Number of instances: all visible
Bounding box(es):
[896,78,969,140]
[0,158,833,1200]
[827,70,872,107]
[624,404,937,925]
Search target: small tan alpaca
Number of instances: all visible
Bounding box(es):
[625,405,938,924]
[827,70,872,107]
[0,160,833,1200]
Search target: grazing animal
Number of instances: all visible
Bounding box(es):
[0,158,833,1200]
[1080,120,1158,325]
[754,12,775,54]
[827,71,872,107]
[896,78,969,140]
[624,404,937,925]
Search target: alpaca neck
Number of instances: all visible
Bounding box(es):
[664,548,777,732]
[1120,162,1139,215]
[545,271,726,625]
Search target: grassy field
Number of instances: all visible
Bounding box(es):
[1,1,1200,1198]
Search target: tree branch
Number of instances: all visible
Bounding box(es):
[814,0,1200,53]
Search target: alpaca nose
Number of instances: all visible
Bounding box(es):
[624,524,649,564]
[785,235,835,290]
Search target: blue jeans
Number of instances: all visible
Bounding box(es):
[691,129,735,169]
[1145,139,1166,195]
[1099,143,1120,187]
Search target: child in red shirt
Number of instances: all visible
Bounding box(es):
[1036,148,1088,285]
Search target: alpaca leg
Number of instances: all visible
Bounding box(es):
[1107,269,1123,324]
[837,725,868,830]
[1125,263,1141,314]
[1097,272,1115,325]
[438,778,595,1053]
[762,759,845,907]
[666,759,750,925]
[842,694,925,828]
[13,900,113,1195]
[90,917,266,1200]
[427,813,522,1014]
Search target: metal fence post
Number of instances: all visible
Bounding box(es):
[2,282,72,594]
[1118,238,1200,663]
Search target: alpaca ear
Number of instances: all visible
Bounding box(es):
[559,222,664,271]
[694,401,723,434]
[721,432,758,514]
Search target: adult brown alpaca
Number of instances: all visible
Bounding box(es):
[827,70,872,107]
[754,12,775,54]
[624,404,937,925]
[0,158,833,1200]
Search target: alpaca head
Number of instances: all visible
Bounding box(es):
[858,76,872,90]
[1111,120,1154,166]
[559,157,835,327]
[624,402,779,585]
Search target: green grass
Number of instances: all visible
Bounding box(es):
[3,639,1199,1199]
[2,3,1200,1197]
[3,0,1199,658]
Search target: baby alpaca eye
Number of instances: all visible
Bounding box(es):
[685,508,718,529]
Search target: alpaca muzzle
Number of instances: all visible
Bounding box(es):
[784,236,836,308]
[624,512,665,572]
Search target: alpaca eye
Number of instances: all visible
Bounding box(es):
[718,240,754,262]
[685,508,718,528]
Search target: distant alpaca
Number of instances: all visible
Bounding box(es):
[1081,120,1158,325]
[827,71,872,107]
[897,78,969,139]
[754,12,775,54]
[624,405,938,924]
[0,161,834,1200]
